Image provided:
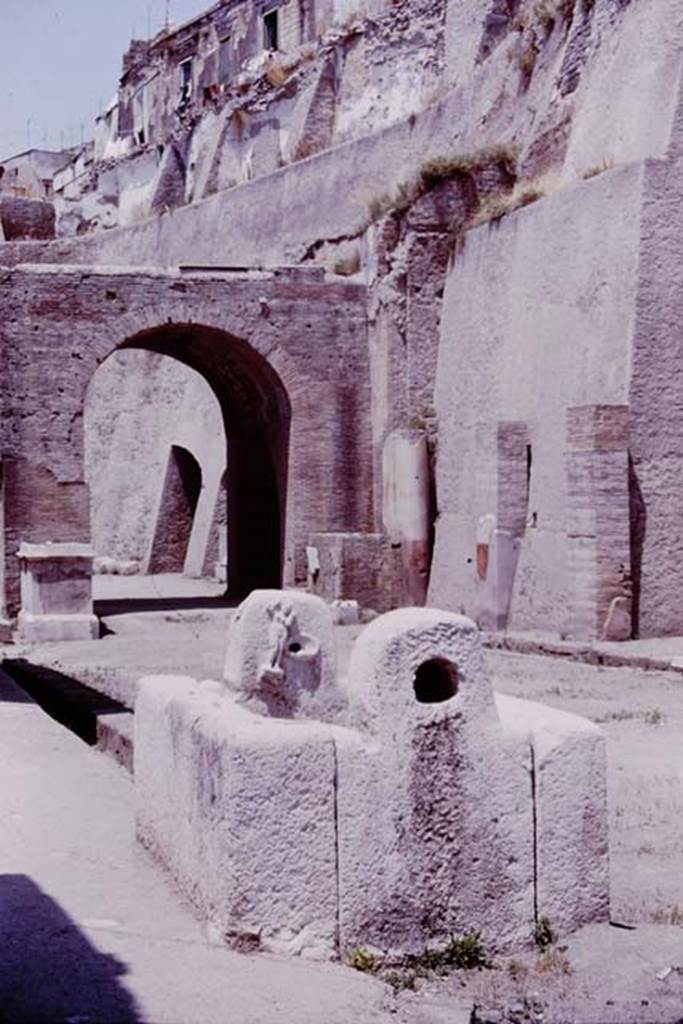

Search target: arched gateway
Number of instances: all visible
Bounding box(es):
[0,264,373,622]
[118,321,291,597]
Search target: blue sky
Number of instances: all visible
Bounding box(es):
[1,0,211,160]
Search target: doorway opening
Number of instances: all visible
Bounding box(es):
[84,323,290,613]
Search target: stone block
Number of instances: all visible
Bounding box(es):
[496,694,609,933]
[134,607,608,962]
[330,599,360,625]
[17,542,98,642]
[337,608,534,955]
[135,675,339,959]
[223,589,340,720]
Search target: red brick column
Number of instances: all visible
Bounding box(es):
[565,405,632,641]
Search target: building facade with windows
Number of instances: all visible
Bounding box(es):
[97,0,369,161]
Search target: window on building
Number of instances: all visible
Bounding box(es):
[133,88,147,146]
[179,57,193,104]
[219,35,231,83]
[263,9,279,51]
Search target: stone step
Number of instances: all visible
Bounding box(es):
[2,658,134,774]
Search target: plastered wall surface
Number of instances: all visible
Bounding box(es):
[629,153,683,637]
[85,350,224,569]
[429,164,641,635]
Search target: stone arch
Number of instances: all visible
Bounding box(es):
[90,318,293,598]
[0,267,373,619]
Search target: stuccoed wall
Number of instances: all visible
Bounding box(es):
[445,0,682,180]
[629,153,683,637]
[84,350,224,569]
[428,164,642,635]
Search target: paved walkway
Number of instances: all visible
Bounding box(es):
[486,628,683,674]
[0,668,404,1024]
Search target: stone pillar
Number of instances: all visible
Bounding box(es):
[17,543,99,642]
[476,423,530,630]
[337,608,534,954]
[493,421,531,629]
[565,405,632,641]
[382,429,432,605]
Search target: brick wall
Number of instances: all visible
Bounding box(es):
[0,265,372,615]
[564,405,632,640]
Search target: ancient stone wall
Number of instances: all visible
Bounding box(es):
[0,266,372,616]
[2,0,683,634]
[428,164,641,636]
[629,152,683,637]
[57,0,446,235]
[3,0,680,268]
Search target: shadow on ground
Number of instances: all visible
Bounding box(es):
[94,594,235,617]
[2,660,129,745]
[0,874,141,1023]
[0,672,34,704]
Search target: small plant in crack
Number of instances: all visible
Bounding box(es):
[534,915,556,949]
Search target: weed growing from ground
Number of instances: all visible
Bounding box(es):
[346,947,380,974]
[507,957,528,980]
[595,707,665,725]
[347,932,491,992]
[382,969,417,992]
[651,904,683,926]
[537,947,573,975]
[534,915,556,950]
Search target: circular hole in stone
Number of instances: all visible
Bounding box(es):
[288,641,302,654]
[413,658,459,704]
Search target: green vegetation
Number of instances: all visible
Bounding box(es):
[652,904,683,925]
[346,947,381,974]
[333,250,361,276]
[365,144,518,226]
[537,947,573,975]
[347,931,491,993]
